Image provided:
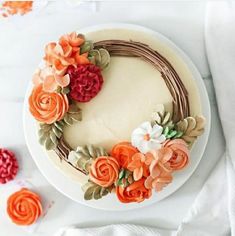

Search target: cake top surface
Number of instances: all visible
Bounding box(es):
[45,28,202,184]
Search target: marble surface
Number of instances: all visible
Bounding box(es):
[0,1,225,236]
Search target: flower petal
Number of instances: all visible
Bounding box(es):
[140,121,152,133]
[55,74,70,87]
[151,124,163,137]
[138,140,150,154]
[144,176,154,189]
[147,140,162,151]
[43,76,57,92]
[133,167,143,181]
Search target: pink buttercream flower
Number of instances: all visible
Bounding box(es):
[33,66,70,92]
[144,149,172,192]
[127,153,153,181]
[162,139,189,171]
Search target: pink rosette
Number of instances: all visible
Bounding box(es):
[0,149,18,184]
[163,139,189,171]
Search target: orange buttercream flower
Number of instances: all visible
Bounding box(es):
[127,153,153,181]
[162,139,189,171]
[116,178,152,203]
[29,84,69,124]
[111,142,138,168]
[89,156,120,187]
[33,66,70,92]
[144,150,173,192]
[7,188,42,226]
[44,32,89,76]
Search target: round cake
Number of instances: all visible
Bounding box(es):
[28,27,205,204]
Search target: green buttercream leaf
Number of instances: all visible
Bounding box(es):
[152,105,173,127]
[38,122,65,150]
[63,104,82,126]
[116,168,133,188]
[61,87,70,94]
[68,145,108,174]
[89,48,110,70]
[80,40,94,54]
[175,116,206,146]
[82,182,112,201]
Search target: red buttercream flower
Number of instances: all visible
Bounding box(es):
[67,64,104,102]
[0,149,18,184]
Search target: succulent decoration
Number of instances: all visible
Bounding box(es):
[29,31,206,204]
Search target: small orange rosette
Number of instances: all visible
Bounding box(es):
[116,178,152,203]
[89,156,120,187]
[7,188,43,226]
[111,142,138,168]
[28,84,69,124]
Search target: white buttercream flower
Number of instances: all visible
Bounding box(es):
[131,121,166,154]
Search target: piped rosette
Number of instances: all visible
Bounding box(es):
[7,188,43,225]
[0,148,18,184]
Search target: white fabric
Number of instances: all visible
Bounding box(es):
[176,2,235,235]
[55,224,176,236]
[55,2,235,236]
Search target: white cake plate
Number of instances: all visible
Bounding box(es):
[23,24,210,211]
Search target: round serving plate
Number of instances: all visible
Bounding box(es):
[23,23,210,211]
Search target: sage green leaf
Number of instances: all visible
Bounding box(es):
[38,122,65,150]
[176,116,206,147]
[116,169,133,188]
[80,40,94,54]
[89,48,110,70]
[68,145,108,174]
[63,104,82,126]
[82,182,111,201]
[152,105,173,127]
[61,87,70,94]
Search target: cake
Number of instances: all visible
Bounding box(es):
[28,28,205,204]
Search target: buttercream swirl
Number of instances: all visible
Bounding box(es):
[89,156,120,187]
[7,188,42,225]
[29,84,69,124]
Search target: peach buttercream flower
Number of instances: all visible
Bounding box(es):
[89,156,120,187]
[111,142,138,168]
[116,178,152,203]
[33,66,70,92]
[144,150,173,192]
[162,139,189,171]
[44,32,89,76]
[127,153,153,181]
[7,188,42,225]
[29,84,69,124]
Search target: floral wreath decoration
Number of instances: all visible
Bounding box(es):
[28,32,206,204]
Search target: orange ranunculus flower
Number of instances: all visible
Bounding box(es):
[29,84,69,124]
[162,139,189,171]
[89,156,120,187]
[44,32,89,76]
[7,188,42,225]
[111,142,138,168]
[116,178,152,203]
